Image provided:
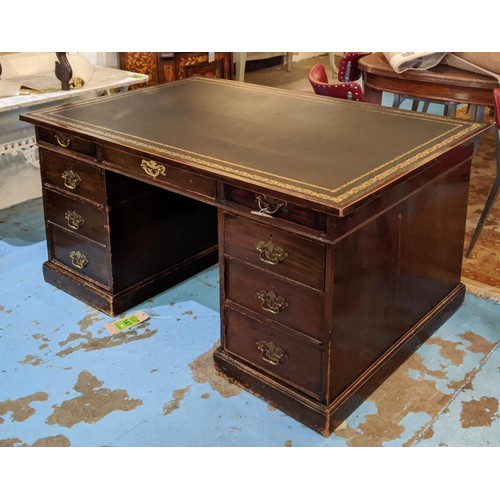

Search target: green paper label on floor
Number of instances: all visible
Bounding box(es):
[115,315,140,330]
[105,311,149,334]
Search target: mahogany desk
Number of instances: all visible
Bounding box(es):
[359,52,497,117]
[21,78,488,435]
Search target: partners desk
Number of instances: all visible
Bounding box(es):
[21,78,488,435]
[359,52,498,119]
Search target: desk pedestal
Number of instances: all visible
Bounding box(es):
[38,143,218,316]
[215,153,471,435]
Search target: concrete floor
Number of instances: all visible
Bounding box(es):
[1,196,499,449]
[0,53,500,492]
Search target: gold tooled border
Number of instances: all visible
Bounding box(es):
[30,78,482,205]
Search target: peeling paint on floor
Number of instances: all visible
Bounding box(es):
[55,325,158,357]
[460,397,499,428]
[45,371,142,428]
[1,199,499,446]
[189,344,242,398]
[0,392,48,423]
[163,387,190,415]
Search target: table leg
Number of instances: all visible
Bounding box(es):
[234,52,246,82]
[443,102,457,118]
[466,132,500,257]
[469,105,485,122]
[392,94,403,108]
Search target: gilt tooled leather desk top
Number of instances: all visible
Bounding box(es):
[20,77,487,214]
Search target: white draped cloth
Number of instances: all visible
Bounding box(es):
[383,52,500,82]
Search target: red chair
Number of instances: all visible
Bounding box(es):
[465,87,500,256]
[337,52,371,82]
[308,62,364,101]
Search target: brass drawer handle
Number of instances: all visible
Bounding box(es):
[256,289,289,314]
[255,194,286,216]
[255,240,288,265]
[55,132,74,148]
[69,250,88,269]
[141,159,166,179]
[256,340,288,366]
[64,210,85,230]
[61,169,81,190]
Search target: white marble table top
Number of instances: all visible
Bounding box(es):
[0,66,148,113]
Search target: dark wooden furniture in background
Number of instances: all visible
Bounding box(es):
[119,52,233,86]
[21,78,488,435]
[359,52,497,114]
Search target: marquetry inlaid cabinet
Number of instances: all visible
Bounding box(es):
[118,52,233,86]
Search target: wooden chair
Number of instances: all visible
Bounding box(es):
[465,87,500,257]
[336,52,371,82]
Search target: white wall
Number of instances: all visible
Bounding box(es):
[79,52,119,68]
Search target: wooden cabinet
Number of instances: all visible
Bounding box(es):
[119,52,233,86]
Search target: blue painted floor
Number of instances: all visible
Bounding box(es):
[1,198,499,450]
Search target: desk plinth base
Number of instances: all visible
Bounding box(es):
[214,284,465,436]
[43,246,218,317]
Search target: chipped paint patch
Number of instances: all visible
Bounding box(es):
[408,353,448,380]
[189,343,242,398]
[77,309,104,332]
[19,354,42,366]
[460,331,497,355]
[284,440,292,447]
[0,391,48,423]
[32,435,71,446]
[45,370,142,428]
[336,328,500,446]
[56,326,157,357]
[426,337,466,366]
[0,434,70,447]
[33,333,50,342]
[0,438,23,446]
[163,386,190,415]
[422,427,434,440]
[460,397,499,428]
[335,353,449,446]
[182,310,197,319]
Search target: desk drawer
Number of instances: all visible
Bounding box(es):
[38,128,97,158]
[41,149,103,203]
[225,259,325,341]
[49,226,110,287]
[102,148,216,199]
[44,189,107,245]
[224,185,326,232]
[225,308,324,399]
[224,214,325,291]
